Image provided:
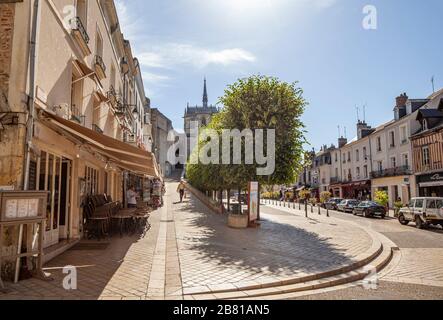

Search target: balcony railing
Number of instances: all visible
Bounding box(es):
[70,17,91,56]
[330,177,341,184]
[370,166,412,179]
[70,104,85,125]
[94,55,106,79]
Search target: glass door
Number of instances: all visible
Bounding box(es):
[38,151,63,248]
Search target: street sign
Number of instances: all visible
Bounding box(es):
[249,182,259,222]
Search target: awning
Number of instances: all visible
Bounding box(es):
[419,181,443,188]
[72,59,96,83]
[40,110,159,177]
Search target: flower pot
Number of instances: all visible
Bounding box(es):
[228,213,249,229]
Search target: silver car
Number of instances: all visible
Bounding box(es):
[337,200,360,213]
[398,197,443,229]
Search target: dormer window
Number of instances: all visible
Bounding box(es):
[423,119,428,131]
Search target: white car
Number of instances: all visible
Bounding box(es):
[398,197,443,229]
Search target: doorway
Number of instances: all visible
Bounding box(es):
[38,151,72,248]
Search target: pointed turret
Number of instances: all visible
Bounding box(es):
[203,78,208,108]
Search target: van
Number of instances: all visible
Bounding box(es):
[398,197,443,229]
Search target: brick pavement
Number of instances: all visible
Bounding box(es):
[175,196,375,295]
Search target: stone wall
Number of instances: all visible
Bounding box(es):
[0,3,15,107]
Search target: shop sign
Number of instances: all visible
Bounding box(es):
[418,172,443,184]
[248,182,259,222]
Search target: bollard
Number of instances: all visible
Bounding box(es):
[327,209,330,217]
[318,205,321,215]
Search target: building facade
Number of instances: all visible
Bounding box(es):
[151,108,173,177]
[297,90,443,207]
[184,79,219,157]
[0,0,157,257]
[412,93,443,197]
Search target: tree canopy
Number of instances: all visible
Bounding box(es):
[186,75,307,192]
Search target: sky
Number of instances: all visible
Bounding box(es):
[116,0,443,150]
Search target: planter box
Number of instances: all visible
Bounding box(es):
[228,214,249,229]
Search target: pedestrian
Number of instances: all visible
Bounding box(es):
[177,180,186,203]
[126,185,138,208]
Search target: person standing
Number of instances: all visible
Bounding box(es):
[126,185,138,208]
[177,180,186,203]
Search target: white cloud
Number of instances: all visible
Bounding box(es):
[137,43,256,69]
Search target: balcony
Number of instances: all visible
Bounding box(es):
[70,17,91,56]
[70,105,85,125]
[107,86,124,113]
[370,166,412,179]
[94,55,106,80]
[330,177,341,184]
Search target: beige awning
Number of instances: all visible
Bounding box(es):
[72,59,96,83]
[40,110,159,177]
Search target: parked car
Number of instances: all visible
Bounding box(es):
[337,200,360,213]
[324,198,344,210]
[398,197,443,229]
[353,201,387,219]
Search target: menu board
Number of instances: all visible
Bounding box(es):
[28,199,39,217]
[5,199,18,219]
[17,199,29,218]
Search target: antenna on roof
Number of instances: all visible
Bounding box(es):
[344,127,347,139]
[338,125,341,138]
[356,106,360,122]
[431,76,435,93]
[363,104,367,122]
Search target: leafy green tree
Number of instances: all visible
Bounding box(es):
[374,190,389,208]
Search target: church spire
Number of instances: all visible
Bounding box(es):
[202,77,208,108]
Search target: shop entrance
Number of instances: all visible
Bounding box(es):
[38,151,72,248]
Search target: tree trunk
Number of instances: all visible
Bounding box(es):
[227,189,231,212]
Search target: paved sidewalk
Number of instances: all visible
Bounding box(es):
[175,197,375,295]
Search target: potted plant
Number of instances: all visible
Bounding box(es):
[394,200,403,218]
[374,190,390,216]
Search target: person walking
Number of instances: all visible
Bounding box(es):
[177,180,186,203]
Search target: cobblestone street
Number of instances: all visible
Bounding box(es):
[1,182,443,300]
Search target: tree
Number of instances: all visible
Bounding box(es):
[374,190,389,208]
[186,75,308,213]
[320,191,332,205]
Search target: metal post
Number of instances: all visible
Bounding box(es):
[14,224,24,283]
[0,224,4,290]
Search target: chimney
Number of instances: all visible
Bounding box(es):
[338,137,348,148]
[396,93,408,108]
[357,120,372,140]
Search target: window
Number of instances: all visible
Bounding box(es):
[423,119,429,131]
[376,137,382,152]
[335,168,339,178]
[364,165,368,178]
[377,161,383,172]
[85,166,99,195]
[402,153,409,167]
[348,152,351,162]
[363,147,367,160]
[437,200,443,209]
[96,29,103,58]
[427,200,437,209]
[400,125,408,144]
[356,167,361,178]
[335,153,338,162]
[422,146,430,167]
[356,149,360,162]
[348,169,352,180]
[389,131,395,148]
[110,64,116,89]
[390,157,397,168]
[414,199,424,209]
[343,154,346,164]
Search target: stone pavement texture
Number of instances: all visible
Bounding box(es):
[175,196,375,295]
[264,201,443,290]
